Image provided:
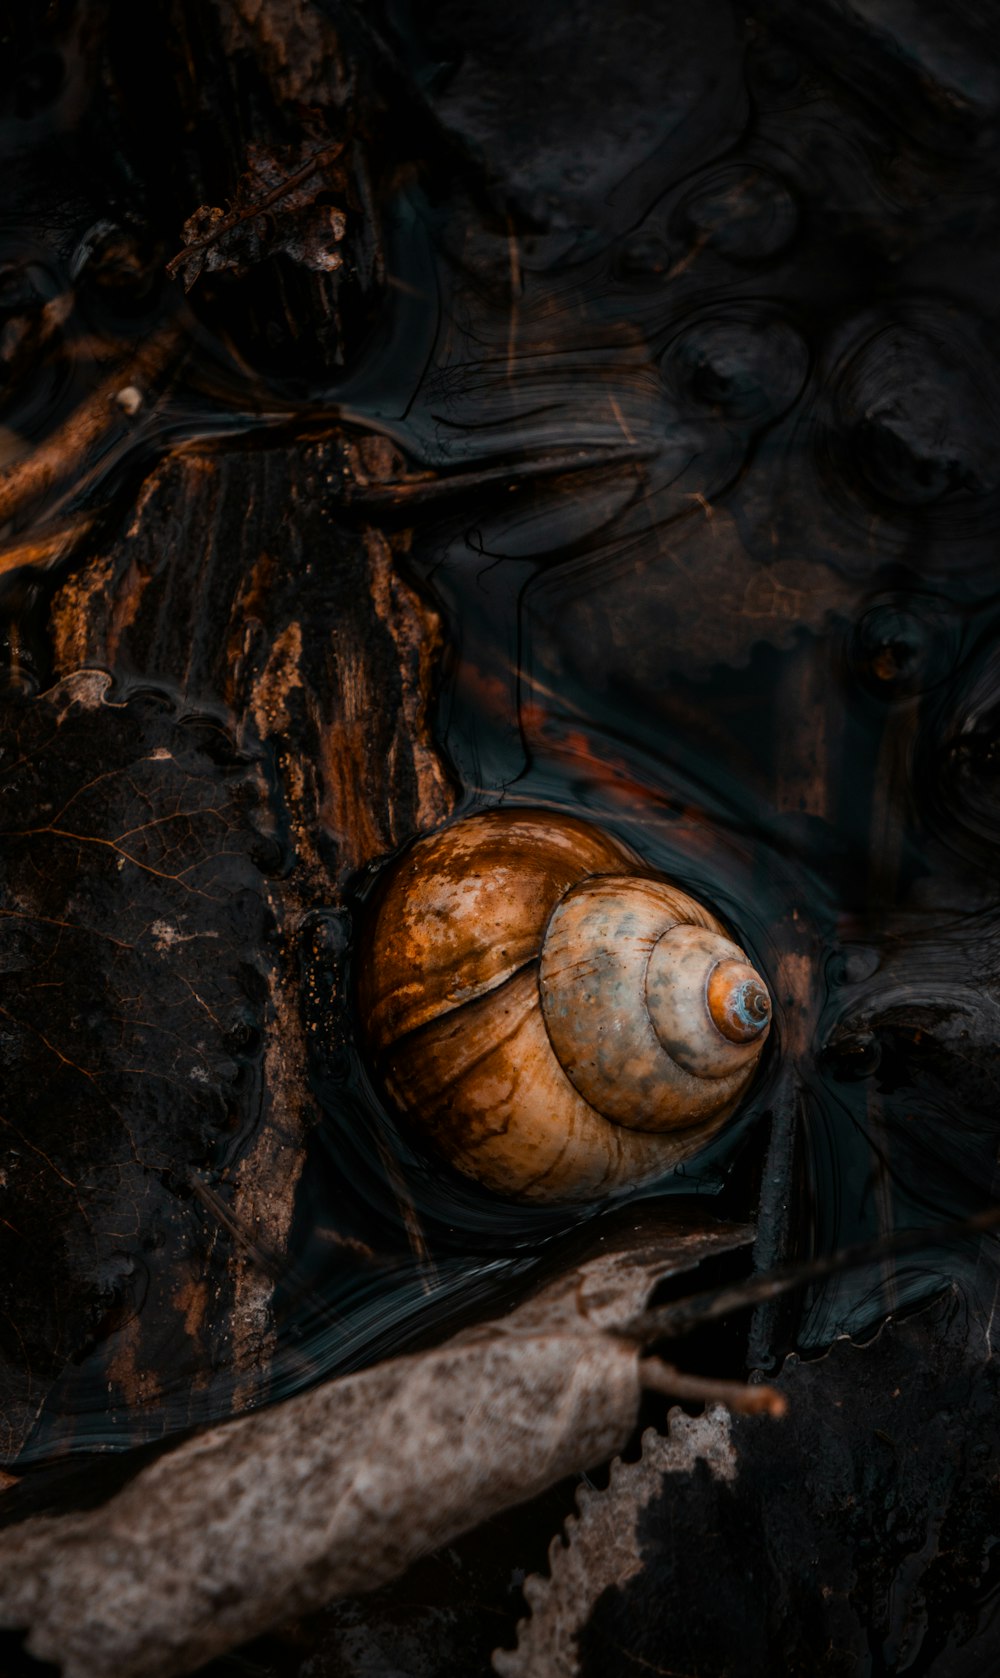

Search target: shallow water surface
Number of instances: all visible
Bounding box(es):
[2,0,1000,1469]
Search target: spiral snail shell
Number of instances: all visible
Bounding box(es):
[358,809,771,1204]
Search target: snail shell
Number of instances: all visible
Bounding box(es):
[358,809,771,1204]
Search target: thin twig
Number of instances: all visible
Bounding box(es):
[627,1203,1000,1345]
[374,1135,438,1291]
[745,1063,803,1370]
[640,1358,786,1418]
[340,442,658,515]
[0,516,93,578]
[187,1171,342,1327]
[187,1172,288,1286]
[747,639,834,1366]
[166,141,344,280]
[0,327,182,533]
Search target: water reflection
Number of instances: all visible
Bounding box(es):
[4,0,1000,1464]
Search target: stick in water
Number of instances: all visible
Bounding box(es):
[627,1204,1000,1346]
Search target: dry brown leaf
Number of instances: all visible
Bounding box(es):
[0,670,290,1457]
[535,505,860,687]
[0,1214,751,1678]
[168,140,346,291]
[494,1407,736,1678]
[498,1293,1000,1677]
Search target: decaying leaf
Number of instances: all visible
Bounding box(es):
[0,670,288,1458]
[168,138,347,291]
[494,1407,737,1678]
[531,505,860,688]
[0,1212,753,1678]
[502,1288,1000,1678]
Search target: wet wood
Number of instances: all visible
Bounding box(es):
[3,0,1000,1670]
[0,435,455,1454]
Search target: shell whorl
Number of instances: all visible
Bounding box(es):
[359,808,771,1203]
[539,878,769,1131]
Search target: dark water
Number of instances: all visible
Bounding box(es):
[4,0,1000,1464]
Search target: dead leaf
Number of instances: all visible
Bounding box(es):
[494,1408,737,1678]
[501,1288,1000,1677]
[0,1213,753,1678]
[169,139,346,291]
[532,505,859,687]
[0,670,287,1457]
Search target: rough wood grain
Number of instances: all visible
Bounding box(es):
[0,433,456,1458]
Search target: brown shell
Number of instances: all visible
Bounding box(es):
[380,968,734,1203]
[357,807,770,1204]
[538,878,762,1132]
[359,808,639,1047]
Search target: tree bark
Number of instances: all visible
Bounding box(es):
[0,0,455,1463]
